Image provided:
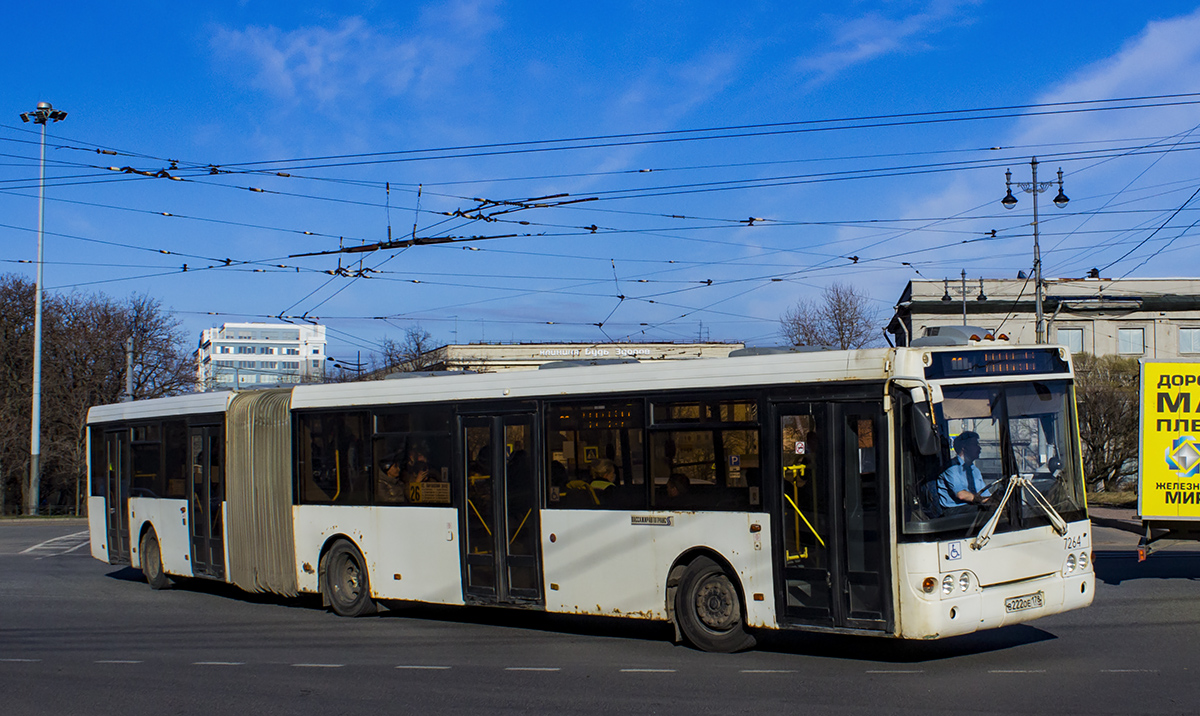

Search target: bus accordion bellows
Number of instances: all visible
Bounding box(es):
[86,341,1093,652]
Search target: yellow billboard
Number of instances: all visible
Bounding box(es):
[1140,361,1200,520]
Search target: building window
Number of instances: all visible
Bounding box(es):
[1181,328,1200,354]
[1056,327,1084,354]
[1118,328,1144,355]
[286,348,300,355]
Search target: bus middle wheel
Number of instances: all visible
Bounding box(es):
[322,540,377,617]
[675,556,755,653]
[140,530,170,590]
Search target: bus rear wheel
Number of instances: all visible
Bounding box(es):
[322,540,377,617]
[140,530,170,590]
[675,556,755,653]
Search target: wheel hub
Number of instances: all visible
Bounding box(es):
[695,576,737,631]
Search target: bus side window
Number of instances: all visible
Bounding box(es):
[650,428,761,511]
[545,401,645,510]
[130,423,164,498]
[372,406,454,506]
[297,412,370,505]
[163,420,188,499]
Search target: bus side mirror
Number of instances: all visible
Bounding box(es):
[910,402,940,456]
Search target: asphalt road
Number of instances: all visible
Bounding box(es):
[2,519,1198,716]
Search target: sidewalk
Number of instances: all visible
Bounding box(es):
[1088,506,1142,535]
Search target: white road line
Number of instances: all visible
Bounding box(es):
[741,669,797,674]
[95,660,142,664]
[620,668,676,673]
[293,663,344,668]
[988,670,1046,674]
[396,665,452,670]
[21,531,89,555]
[0,658,42,663]
[1100,669,1159,673]
[194,661,244,666]
[866,669,923,674]
[505,667,561,672]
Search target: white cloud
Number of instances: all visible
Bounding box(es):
[891,6,1200,284]
[210,0,501,107]
[796,0,982,83]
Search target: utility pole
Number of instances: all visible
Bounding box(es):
[19,102,67,516]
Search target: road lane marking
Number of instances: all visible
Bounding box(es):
[21,531,89,556]
[396,665,452,670]
[1,658,41,663]
[620,668,676,673]
[1101,669,1159,673]
[194,661,244,666]
[293,663,344,668]
[988,670,1046,674]
[505,667,561,672]
[95,660,142,664]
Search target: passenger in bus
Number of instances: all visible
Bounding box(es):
[403,440,434,485]
[938,431,990,508]
[667,472,690,499]
[377,455,405,503]
[590,459,617,492]
[655,472,691,508]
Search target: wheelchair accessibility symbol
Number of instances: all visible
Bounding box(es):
[947,542,963,561]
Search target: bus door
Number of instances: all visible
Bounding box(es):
[104,430,131,564]
[188,425,225,579]
[460,413,543,605]
[774,402,891,632]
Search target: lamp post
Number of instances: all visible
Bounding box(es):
[941,270,988,325]
[19,102,67,516]
[1001,156,1068,344]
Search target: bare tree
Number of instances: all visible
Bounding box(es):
[1074,353,1140,492]
[780,283,883,349]
[0,275,195,514]
[379,325,438,373]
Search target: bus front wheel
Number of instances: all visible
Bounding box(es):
[139,530,170,590]
[321,540,377,617]
[675,556,755,653]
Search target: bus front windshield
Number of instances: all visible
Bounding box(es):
[903,380,1087,536]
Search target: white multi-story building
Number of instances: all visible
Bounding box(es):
[196,322,326,392]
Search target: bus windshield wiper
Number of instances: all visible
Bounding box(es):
[972,475,1068,550]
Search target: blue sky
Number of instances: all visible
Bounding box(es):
[5,1,1200,360]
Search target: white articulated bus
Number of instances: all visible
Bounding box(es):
[86,338,1093,652]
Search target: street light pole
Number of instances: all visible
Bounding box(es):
[1002,157,1068,344]
[19,102,67,516]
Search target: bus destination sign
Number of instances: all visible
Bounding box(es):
[924,349,1070,380]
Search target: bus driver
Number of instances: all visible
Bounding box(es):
[938,431,990,508]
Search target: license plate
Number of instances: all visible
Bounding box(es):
[1005,591,1045,613]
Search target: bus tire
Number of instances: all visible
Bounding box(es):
[675,556,755,653]
[140,530,170,590]
[322,540,377,617]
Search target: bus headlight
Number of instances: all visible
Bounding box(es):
[942,575,954,595]
[959,572,971,592]
[1065,554,1077,573]
[1079,551,1089,570]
